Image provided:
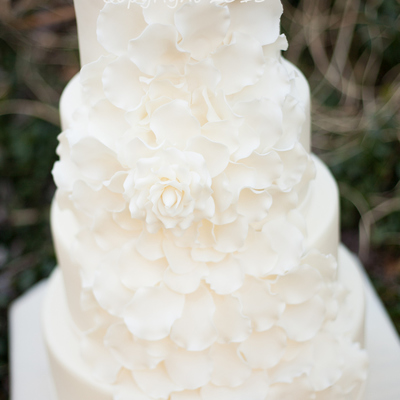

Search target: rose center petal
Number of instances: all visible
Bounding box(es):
[162,186,178,208]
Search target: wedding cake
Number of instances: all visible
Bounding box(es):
[44,0,368,399]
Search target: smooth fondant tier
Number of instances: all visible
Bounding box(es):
[74,0,109,67]
[43,246,365,400]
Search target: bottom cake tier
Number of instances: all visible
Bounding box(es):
[42,246,367,400]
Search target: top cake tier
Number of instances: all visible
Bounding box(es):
[72,0,311,151]
[74,0,282,66]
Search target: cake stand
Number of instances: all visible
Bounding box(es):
[9,246,400,400]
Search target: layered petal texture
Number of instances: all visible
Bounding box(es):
[52,1,368,399]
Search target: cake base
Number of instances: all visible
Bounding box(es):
[9,246,400,400]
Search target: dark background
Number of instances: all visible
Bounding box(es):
[0,0,399,398]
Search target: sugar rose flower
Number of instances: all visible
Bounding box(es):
[124,146,215,235]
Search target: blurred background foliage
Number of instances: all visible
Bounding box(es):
[282,0,400,335]
[0,0,399,398]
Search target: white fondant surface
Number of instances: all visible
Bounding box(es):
[74,0,109,66]
[10,247,400,400]
[301,156,339,259]
[9,281,57,400]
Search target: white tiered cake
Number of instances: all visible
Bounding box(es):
[45,1,368,399]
